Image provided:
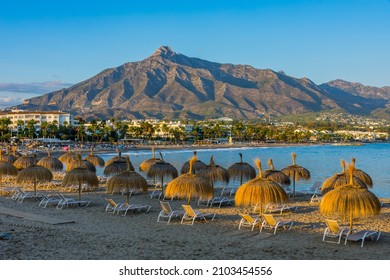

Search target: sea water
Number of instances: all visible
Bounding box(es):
[96,143,390,198]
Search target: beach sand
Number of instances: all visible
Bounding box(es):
[0,188,389,260]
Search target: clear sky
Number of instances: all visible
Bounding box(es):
[1,0,390,107]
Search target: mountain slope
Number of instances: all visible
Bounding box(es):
[12,46,389,120]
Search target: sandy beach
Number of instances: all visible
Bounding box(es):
[0,187,389,260]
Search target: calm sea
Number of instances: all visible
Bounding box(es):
[96,143,390,199]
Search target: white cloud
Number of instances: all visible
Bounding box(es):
[0,81,73,94]
[0,95,25,109]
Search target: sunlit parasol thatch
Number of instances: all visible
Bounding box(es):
[84,147,105,167]
[58,148,76,164]
[107,156,148,205]
[196,155,229,188]
[16,155,53,195]
[281,152,310,198]
[0,149,17,164]
[263,158,291,186]
[345,158,373,188]
[105,150,126,166]
[180,151,207,174]
[321,160,367,195]
[146,152,178,194]
[235,159,288,214]
[320,164,381,231]
[13,155,35,170]
[139,147,160,172]
[103,154,134,176]
[37,149,64,172]
[165,156,213,204]
[66,153,96,173]
[0,162,18,190]
[62,167,99,201]
[227,153,256,185]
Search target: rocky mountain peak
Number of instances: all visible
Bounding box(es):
[152,46,176,58]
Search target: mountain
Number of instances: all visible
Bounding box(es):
[10,46,390,120]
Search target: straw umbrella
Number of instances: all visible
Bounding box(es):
[139,147,160,172]
[107,156,148,205]
[227,153,256,186]
[16,154,53,195]
[321,160,367,195]
[0,149,17,164]
[165,156,213,204]
[84,147,105,167]
[346,158,373,188]
[62,167,99,201]
[58,148,75,164]
[235,159,288,214]
[104,154,134,176]
[320,164,381,232]
[37,149,64,172]
[66,153,96,173]
[105,150,126,166]
[13,155,34,170]
[0,162,18,191]
[263,158,291,186]
[281,152,310,198]
[196,155,229,188]
[146,152,178,194]
[180,151,207,174]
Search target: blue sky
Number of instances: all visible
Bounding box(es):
[0,0,390,107]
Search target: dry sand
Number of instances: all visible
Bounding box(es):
[0,188,389,260]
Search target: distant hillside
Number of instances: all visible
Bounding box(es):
[9,46,390,120]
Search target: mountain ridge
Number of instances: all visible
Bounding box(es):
[9,46,390,120]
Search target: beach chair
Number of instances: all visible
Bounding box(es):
[181,204,216,225]
[322,219,350,244]
[198,196,235,208]
[297,181,322,196]
[264,203,298,214]
[344,230,381,247]
[56,192,91,209]
[157,201,185,223]
[260,214,294,235]
[39,192,63,208]
[238,213,261,231]
[14,188,43,203]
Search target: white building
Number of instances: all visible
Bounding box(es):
[0,110,77,129]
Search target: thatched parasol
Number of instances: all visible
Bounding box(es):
[180,151,207,174]
[105,149,126,167]
[66,153,96,173]
[235,159,288,214]
[146,152,178,194]
[13,155,35,170]
[263,158,291,186]
[103,154,133,176]
[107,155,148,205]
[196,155,229,188]
[62,167,99,201]
[165,156,213,204]
[0,162,18,190]
[0,149,17,164]
[281,152,310,198]
[321,160,367,195]
[320,164,381,231]
[227,153,256,186]
[16,154,53,195]
[37,149,64,172]
[346,158,373,188]
[139,147,160,172]
[84,147,105,167]
[58,148,76,164]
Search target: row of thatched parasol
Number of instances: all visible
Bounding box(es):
[0,146,382,233]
